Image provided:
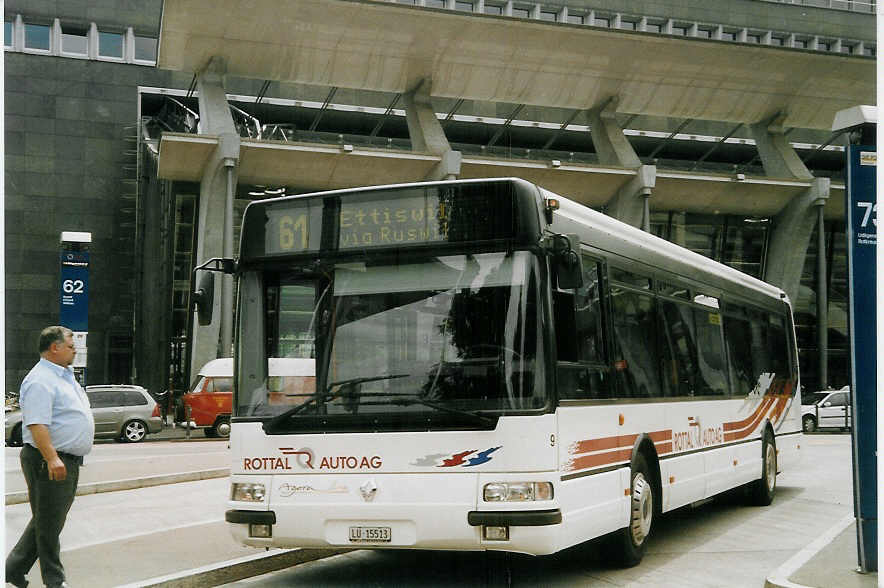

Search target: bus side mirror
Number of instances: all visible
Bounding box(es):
[191,257,236,326]
[193,272,215,326]
[548,234,584,290]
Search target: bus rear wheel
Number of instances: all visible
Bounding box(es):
[607,453,654,567]
[746,430,776,506]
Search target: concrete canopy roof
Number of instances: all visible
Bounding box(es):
[158,0,874,131]
[158,133,845,218]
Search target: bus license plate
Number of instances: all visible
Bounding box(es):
[349,526,392,543]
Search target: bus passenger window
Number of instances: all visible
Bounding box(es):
[722,314,756,395]
[555,260,609,400]
[575,261,605,364]
[693,308,729,396]
[657,299,697,397]
[611,286,660,398]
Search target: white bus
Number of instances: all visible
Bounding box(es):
[212,178,801,566]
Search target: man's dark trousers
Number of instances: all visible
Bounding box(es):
[6,444,81,587]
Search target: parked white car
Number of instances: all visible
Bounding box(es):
[801,385,851,433]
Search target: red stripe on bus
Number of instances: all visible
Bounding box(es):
[655,441,673,454]
[567,448,633,471]
[570,429,671,455]
[723,395,775,432]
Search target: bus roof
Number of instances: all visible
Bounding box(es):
[544,187,788,306]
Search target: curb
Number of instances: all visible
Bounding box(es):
[116,547,352,587]
[764,514,855,588]
[5,468,230,505]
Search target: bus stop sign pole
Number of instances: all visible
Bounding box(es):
[842,109,877,573]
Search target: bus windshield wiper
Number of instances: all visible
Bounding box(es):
[361,396,498,428]
[263,373,409,431]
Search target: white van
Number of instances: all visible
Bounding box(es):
[184,357,315,437]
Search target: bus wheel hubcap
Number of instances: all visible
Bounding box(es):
[630,473,653,545]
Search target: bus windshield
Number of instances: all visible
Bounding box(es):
[240,250,546,429]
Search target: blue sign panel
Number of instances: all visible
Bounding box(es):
[60,251,89,331]
[845,144,877,572]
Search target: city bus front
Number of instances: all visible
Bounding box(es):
[226,180,565,554]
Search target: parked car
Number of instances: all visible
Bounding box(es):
[182,357,315,438]
[802,385,851,433]
[5,384,163,446]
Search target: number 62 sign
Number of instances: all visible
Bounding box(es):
[60,251,89,331]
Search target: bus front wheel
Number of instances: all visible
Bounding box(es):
[607,453,654,567]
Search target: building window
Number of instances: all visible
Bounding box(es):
[61,24,89,55]
[671,25,688,36]
[594,16,610,27]
[747,33,761,44]
[567,14,584,24]
[455,1,474,11]
[99,30,124,58]
[540,10,556,21]
[794,38,808,49]
[425,0,445,7]
[646,22,662,33]
[24,22,51,51]
[696,27,713,39]
[4,21,12,47]
[512,6,530,17]
[721,30,736,41]
[864,45,876,56]
[770,35,785,46]
[134,34,158,61]
[620,19,637,31]
[818,39,832,51]
[484,3,502,14]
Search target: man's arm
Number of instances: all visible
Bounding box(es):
[28,424,67,481]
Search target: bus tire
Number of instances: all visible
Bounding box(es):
[608,453,654,567]
[746,430,776,506]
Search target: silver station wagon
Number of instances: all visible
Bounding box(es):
[5,384,163,445]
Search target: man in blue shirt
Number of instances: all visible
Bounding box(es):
[6,326,95,588]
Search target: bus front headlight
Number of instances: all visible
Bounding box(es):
[483,482,554,502]
[231,482,266,502]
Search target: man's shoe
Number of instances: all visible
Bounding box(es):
[5,574,28,588]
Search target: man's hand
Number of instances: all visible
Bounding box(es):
[46,456,67,481]
[27,424,68,481]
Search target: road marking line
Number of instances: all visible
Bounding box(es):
[61,517,225,552]
[763,513,855,588]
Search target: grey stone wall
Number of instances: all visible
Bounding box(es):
[4,51,187,390]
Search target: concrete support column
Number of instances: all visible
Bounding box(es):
[749,114,814,180]
[402,80,461,180]
[587,97,642,168]
[763,177,830,306]
[605,164,657,229]
[816,205,828,388]
[588,97,654,230]
[190,57,241,382]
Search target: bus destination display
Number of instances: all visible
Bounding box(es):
[262,185,516,255]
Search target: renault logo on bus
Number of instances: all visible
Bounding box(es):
[359,479,378,502]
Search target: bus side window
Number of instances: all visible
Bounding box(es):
[611,285,661,398]
[693,307,729,396]
[555,259,610,400]
[657,298,696,397]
